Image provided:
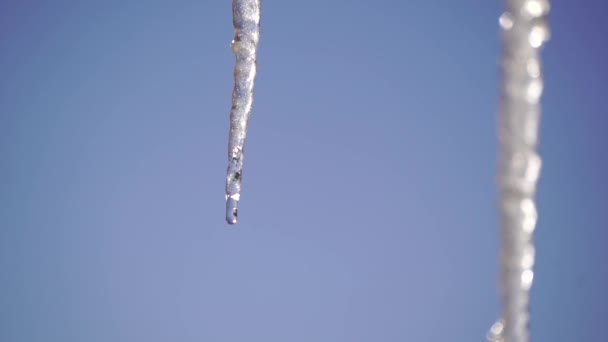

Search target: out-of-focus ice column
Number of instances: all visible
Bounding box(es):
[225,0,261,225]
[487,1,550,341]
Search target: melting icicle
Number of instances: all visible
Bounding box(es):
[489,1,550,341]
[225,0,261,225]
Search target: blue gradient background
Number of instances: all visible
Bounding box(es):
[1,1,606,341]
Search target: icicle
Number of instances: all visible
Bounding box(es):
[488,1,550,341]
[225,0,261,225]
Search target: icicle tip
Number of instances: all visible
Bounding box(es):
[226,196,239,225]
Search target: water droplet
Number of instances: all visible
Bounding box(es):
[521,269,534,290]
[529,24,549,48]
[487,319,505,341]
[526,78,544,103]
[499,12,514,30]
[524,0,550,18]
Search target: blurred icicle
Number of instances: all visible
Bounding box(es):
[488,1,550,341]
[225,0,261,224]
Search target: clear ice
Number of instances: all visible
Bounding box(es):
[225,0,261,225]
[489,1,550,341]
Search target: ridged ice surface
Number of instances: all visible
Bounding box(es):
[488,1,550,341]
[225,0,261,225]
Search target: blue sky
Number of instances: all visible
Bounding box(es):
[1,1,606,341]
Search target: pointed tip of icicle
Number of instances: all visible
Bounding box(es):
[226,197,239,225]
